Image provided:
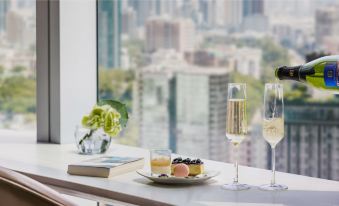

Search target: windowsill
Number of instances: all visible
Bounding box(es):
[0,129,36,144]
[0,142,338,205]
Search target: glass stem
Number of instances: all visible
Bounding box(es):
[271,146,276,185]
[234,145,239,184]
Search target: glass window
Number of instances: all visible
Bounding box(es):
[0,0,36,142]
[98,0,339,181]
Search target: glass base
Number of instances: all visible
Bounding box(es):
[222,182,251,191]
[259,183,288,191]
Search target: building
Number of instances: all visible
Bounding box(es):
[184,50,219,67]
[221,46,262,79]
[243,0,264,17]
[224,0,243,30]
[241,0,268,32]
[121,7,136,38]
[5,9,35,49]
[138,67,176,150]
[145,17,195,53]
[128,0,177,27]
[180,0,200,24]
[0,1,9,33]
[315,6,339,45]
[138,58,230,161]
[198,0,216,28]
[270,18,314,49]
[276,102,339,180]
[98,0,121,69]
[6,10,24,46]
[265,0,315,19]
[175,68,229,161]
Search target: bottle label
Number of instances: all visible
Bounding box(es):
[324,62,339,87]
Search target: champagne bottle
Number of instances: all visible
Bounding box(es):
[275,55,339,90]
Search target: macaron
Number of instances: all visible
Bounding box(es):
[173,163,189,177]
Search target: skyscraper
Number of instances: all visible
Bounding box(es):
[121,7,136,38]
[0,1,9,33]
[138,67,176,150]
[128,0,177,27]
[138,57,230,161]
[241,0,268,32]
[198,0,218,28]
[98,0,121,69]
[224,0,243,29]
[145,17,195,53]
[175,68,229,161]
[243,0,264,17]
[276,102,339,180]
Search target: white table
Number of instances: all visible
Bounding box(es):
[0,143,339,206]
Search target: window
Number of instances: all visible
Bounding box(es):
[0,0,36,142]
[98,0,339,181]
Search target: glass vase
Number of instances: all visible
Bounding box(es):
[75,126,112,155]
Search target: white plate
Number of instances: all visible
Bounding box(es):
[136,170,219,184]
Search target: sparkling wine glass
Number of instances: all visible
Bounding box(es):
[260,83,288,191]
[222,83,250,191]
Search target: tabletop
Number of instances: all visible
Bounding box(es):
[0,143,338,206]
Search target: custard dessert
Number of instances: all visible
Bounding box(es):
[151,157,171,175]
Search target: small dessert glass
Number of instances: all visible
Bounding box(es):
[150,149,171,176]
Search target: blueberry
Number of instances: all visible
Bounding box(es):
[158,174,168,178]
[190,160,196,164]
[196,159,202,164]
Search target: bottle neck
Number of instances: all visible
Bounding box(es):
[275,65,302,81]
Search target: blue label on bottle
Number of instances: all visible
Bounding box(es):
[324,62,339,87]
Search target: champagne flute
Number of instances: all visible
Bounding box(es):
[260,83,288,191]
[222,83,250,191]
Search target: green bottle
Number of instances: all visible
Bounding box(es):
[275,55,339,90]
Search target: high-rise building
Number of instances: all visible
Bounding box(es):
[198,0,218,28]
[224,0,243,30]
[315,6,339,45]
[276,102,339,180]
[128,0,177,27]
[180,0,200,22]
[145,17,195,53]
[176,68,229,161]
[6,9,35,49]
[243,0,264,17]
[121,7,136,38]
[241,0,268,32]
[0,1,9,33]
[138,67,176,150]
[98,0,121,69]
[154,0,177,17]
[128,0,150,26]
[138,58,230,161]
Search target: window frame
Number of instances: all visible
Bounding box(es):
[36,0,97,143]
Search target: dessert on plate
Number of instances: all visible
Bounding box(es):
[171,157,204,176]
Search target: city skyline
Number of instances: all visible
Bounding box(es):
[97,0,339,181]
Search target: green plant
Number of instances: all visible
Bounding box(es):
[79,100,128,145]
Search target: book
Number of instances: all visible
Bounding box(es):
[67,156,144,178]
